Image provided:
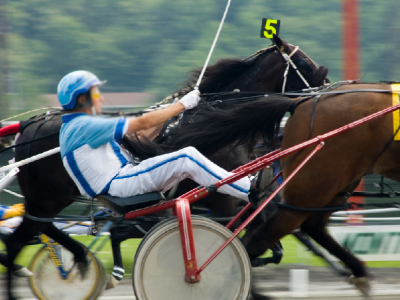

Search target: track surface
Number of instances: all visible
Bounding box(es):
[4,265,400,299]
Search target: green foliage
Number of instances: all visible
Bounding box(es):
[2,0,400,114]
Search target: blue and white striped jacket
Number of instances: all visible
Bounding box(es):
[60,113,131,197]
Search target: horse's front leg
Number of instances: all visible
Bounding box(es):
[300,213,370,296]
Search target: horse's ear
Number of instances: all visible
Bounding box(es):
[272,35,290,54]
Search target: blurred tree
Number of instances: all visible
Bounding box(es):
[0,0,8,119]
[3,0,400,112]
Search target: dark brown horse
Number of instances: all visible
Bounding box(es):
[107,36,329,288]
[2,35,328,300]
[240,82,400,297]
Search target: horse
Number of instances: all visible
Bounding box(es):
[106,35,329,288]
[2,35,328,299]
[232,82,400,297]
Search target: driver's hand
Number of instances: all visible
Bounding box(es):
[178,90,201,110]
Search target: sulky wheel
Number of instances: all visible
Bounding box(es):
[29,244,105,300]
[132,216,251,300]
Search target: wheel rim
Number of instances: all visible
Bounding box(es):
[134,218,250,300]
[30,246,100,300]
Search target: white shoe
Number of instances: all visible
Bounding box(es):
[13,267,33,277]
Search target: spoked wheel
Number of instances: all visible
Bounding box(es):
[29,245,105,300]
[133,216,251,300]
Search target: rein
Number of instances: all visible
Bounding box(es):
[277,202,351,212]
[282,88,395,97]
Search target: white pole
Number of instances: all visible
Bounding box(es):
[331,217,400,221]
[0,168,19,192]
[195,0,233,88]
[333,207,400,215]
[0,147,60,173]
[290,269,309,298]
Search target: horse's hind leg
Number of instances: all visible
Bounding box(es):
[107,208,172,289]
[107,221,147,289]
[3,217,49,300]
[107,222,135,290]
[4,234,26,300]
[300,213,370,295]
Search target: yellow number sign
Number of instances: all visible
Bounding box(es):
[260,18,280,39]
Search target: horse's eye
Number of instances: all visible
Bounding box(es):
[297,58,313,74]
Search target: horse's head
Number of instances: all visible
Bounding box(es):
[271,35,329,92]
[179,37,329,97]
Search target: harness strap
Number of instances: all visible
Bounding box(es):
[277,202,350,212]
[24,212,110,222]
[282,88,395,97]
[307,95,322,139]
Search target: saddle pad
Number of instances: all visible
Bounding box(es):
[392,83,400,140]
[96,192,165,215]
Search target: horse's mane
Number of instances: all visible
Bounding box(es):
[182,47,277,93]
[121,95,294,160]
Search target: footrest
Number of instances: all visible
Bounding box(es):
[96,192,165,215]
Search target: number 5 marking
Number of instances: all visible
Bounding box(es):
[264,19,278,38]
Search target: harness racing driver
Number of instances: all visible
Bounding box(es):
[57,70,269,279]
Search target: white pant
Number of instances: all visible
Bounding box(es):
[108,146,251,201]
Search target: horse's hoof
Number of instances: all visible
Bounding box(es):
[12,267,33,277]
[8,293,18,300]
[75,259,89,279]
[348,275,371,297]
[105,275,120,290]
[251,287,275,300]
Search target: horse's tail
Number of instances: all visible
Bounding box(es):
[121,134,167,160]
[0,123,20,137]
[166,96,295,156]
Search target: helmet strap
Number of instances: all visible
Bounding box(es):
[91,106,97,116]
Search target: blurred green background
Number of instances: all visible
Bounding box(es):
[0,0,399,119]
[0,0,400,277]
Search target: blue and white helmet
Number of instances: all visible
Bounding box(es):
[57,71,105,110]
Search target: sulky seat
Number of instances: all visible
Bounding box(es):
[96,192,165,215]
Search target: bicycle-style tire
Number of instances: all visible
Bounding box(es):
[132,216,251,300]
[29,245,105,300]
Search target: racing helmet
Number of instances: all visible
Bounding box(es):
[57,70,105,110]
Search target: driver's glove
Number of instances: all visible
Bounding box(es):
[178,90,201,110]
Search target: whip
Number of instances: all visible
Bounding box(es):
[157,0,233,105]
[195,0,233,89]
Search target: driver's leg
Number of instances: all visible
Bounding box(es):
[109,146,251,200]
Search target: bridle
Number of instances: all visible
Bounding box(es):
[244,45,319,93]
[280,46,313,93]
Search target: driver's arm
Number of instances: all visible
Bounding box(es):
[124,90,200,136]
[135,123,165,141]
